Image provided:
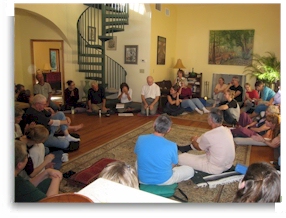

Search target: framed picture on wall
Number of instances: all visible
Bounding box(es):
[208,29,255,66]
[157,36,166,65]
[88,26,96,42]
[124,45,138,64]
[49,48,60,72]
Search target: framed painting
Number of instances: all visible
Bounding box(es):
[208,29,255,66]
[49,48,60,72]
[157,36,166,65]
[106,36,117,50]
[88,26,96,42]
[124,45,138,64]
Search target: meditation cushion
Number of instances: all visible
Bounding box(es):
[68,158,117,187]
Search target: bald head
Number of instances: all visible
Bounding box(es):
[147,76,154,86]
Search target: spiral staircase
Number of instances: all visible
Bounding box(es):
[77,4,129,90]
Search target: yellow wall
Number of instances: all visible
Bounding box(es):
[175,4,280,96]
[14,3,280,99]
[150,4,178,82]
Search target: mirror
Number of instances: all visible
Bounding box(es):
[31,40,65,102]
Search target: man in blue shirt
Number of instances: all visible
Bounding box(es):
[249,81,276,118]
[134,115,194,185]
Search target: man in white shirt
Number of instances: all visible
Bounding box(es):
[34,73,59,111]
[141,76,161,115]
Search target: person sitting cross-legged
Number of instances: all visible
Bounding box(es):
[134,114,194,185]
[178,108,235,175]
[140,76,161,116]
[24,94,81,151]
[15,140,62,202]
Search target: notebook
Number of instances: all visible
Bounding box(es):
[116,103,125,109]
[118,113,133,116]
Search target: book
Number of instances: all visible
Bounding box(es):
[116,103,125,109]
[77,178,178,203]
[118,113,133,116]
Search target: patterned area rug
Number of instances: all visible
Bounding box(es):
[171,110,209,122]
[59,121,251,203]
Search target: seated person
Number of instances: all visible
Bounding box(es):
[241,82,259,113]
[173,69,186,87]
[15,107,25,138]
[233,162,280,203]
[98,161,139,189]
[179,80,210,114]
[212,77,228,107]
[15,84,30,110]
[17,125,57,180]
[86,81,109,113]
[15,84,25,100]
[24,94,81,150]
[63,80,86,111]
[249,82,279,119]
[164,84,185,116]
[178,108,235,175]
[226,76,244,106]
[15,140,62,202]
[34,73,59,112]
[117,82,141,113]
[217,89,240,125]
[231,105,279,138]
[140,76,160,116]
[234,114,281,166]
[134,115,194,185]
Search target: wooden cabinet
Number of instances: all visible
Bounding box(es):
[187,72,202,98]
[43,72,62,94]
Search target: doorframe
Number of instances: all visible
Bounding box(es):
[31,39,65,100]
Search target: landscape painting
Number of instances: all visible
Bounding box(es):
[208,29,255,66]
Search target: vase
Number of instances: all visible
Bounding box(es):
[83,80,90,97]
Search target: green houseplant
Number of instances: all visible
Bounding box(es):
[243,52,280,87]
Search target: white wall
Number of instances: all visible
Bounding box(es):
[106,4,151,102]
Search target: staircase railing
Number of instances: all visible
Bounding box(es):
[77,4,129,90]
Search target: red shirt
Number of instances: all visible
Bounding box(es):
[180,87,192,99]
[246,90,259,100]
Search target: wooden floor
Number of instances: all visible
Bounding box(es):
[66,112,274,166]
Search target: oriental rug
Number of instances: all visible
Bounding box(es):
[59,121,251,203]
[170,110,209,122]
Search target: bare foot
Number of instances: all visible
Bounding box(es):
[70,123,84,132]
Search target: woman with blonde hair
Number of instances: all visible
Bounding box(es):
[233,162,280,203]
[98,161,139,189]
[217,89,240,125]
[235,113,281,169]
[18,124,63,179]
[231,105,279,138]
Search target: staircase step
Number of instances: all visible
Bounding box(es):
[86,44,103,49]
[78,54,104,58]
[98,36,113,42]
[85,76,103,81]
[105,14,129,19]
[79,69,103,74]
[106,27,124,33]
[79,62,103,66]
[105,20,129,26]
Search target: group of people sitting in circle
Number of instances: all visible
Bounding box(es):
[14,72,280,203]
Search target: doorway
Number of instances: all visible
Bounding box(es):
[31,39,65,102]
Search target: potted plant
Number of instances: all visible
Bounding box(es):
[243,52,280,89]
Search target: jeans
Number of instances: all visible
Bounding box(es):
[181,98,204,111]
[44,111,69,149]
